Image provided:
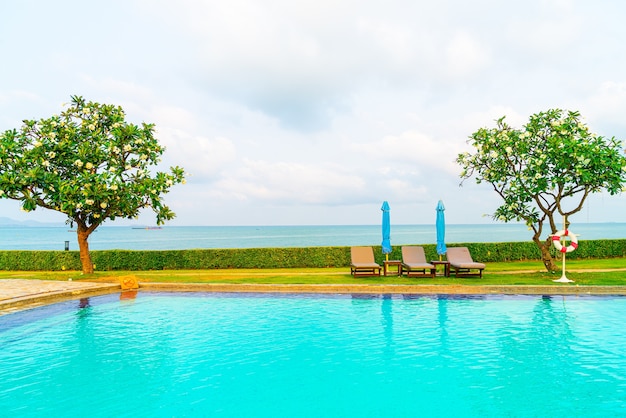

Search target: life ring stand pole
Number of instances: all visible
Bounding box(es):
[553,216,575,283]
[554,250,572,283]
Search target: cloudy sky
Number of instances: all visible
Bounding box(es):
[1,0,625,226]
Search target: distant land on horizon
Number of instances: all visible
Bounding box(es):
[0,217,157,228]
[0,217,65,227]
[0,216,621,229]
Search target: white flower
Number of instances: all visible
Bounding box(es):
[74,159,83,168]
[140,154,148,160]
[125,164,131,170]
[42,160,50,167]
[166,179,173,186]
[123,144,132,152]
[134,138,143,144]
[33,141,42,147]
[109,167,116,172]
[100,202,108,209]
[76,203,83,209]
[0,190,4,196]
[110,184,118,191]
[505,147,513,155]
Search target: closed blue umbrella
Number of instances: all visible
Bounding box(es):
[381,201,392,260]
[436,200,447,260]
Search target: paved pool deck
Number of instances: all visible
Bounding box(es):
[0,279,120,315]
[2,279,626,316]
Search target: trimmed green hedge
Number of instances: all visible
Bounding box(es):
[0,239,625,271]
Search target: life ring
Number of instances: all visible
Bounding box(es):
[551,229,578,253]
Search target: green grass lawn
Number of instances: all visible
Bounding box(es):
[1,258,625,286]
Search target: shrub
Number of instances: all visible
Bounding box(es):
[0,240,623,271]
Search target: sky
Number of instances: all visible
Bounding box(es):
[1,0,626,227]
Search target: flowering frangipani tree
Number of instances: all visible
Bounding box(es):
[457,109,626,272]
[0,96,186,274]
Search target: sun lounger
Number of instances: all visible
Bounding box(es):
[350,246,381,277]
[400,246,436,278]
[446,247,485,278]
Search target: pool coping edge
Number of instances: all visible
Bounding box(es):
[3,282,626,316]
[137,282,626,295]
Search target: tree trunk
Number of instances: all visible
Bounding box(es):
[534,236,557,272]
[76,224,94,274]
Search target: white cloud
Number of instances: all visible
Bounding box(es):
[160,131,237,180]
[357,18,417,68]
[444,32,491,78]
[212,160,367,204]
[586,82,626,116]
[351,130,462,176]
[2,0,626,227]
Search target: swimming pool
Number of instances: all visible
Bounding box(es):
[1,292,625,417]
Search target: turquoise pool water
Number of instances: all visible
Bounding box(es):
[1,293,626,417]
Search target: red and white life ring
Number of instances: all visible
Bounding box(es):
[551,229,578,253]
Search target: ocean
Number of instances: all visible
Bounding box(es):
[0,223,624,251]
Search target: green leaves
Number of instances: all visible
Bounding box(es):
[459,109,625,216]
[458,109,626,269]
[0,96,186,232]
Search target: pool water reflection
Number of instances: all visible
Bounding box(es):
[1,292,625,417]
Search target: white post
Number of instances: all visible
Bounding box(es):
[553,215,574,283]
